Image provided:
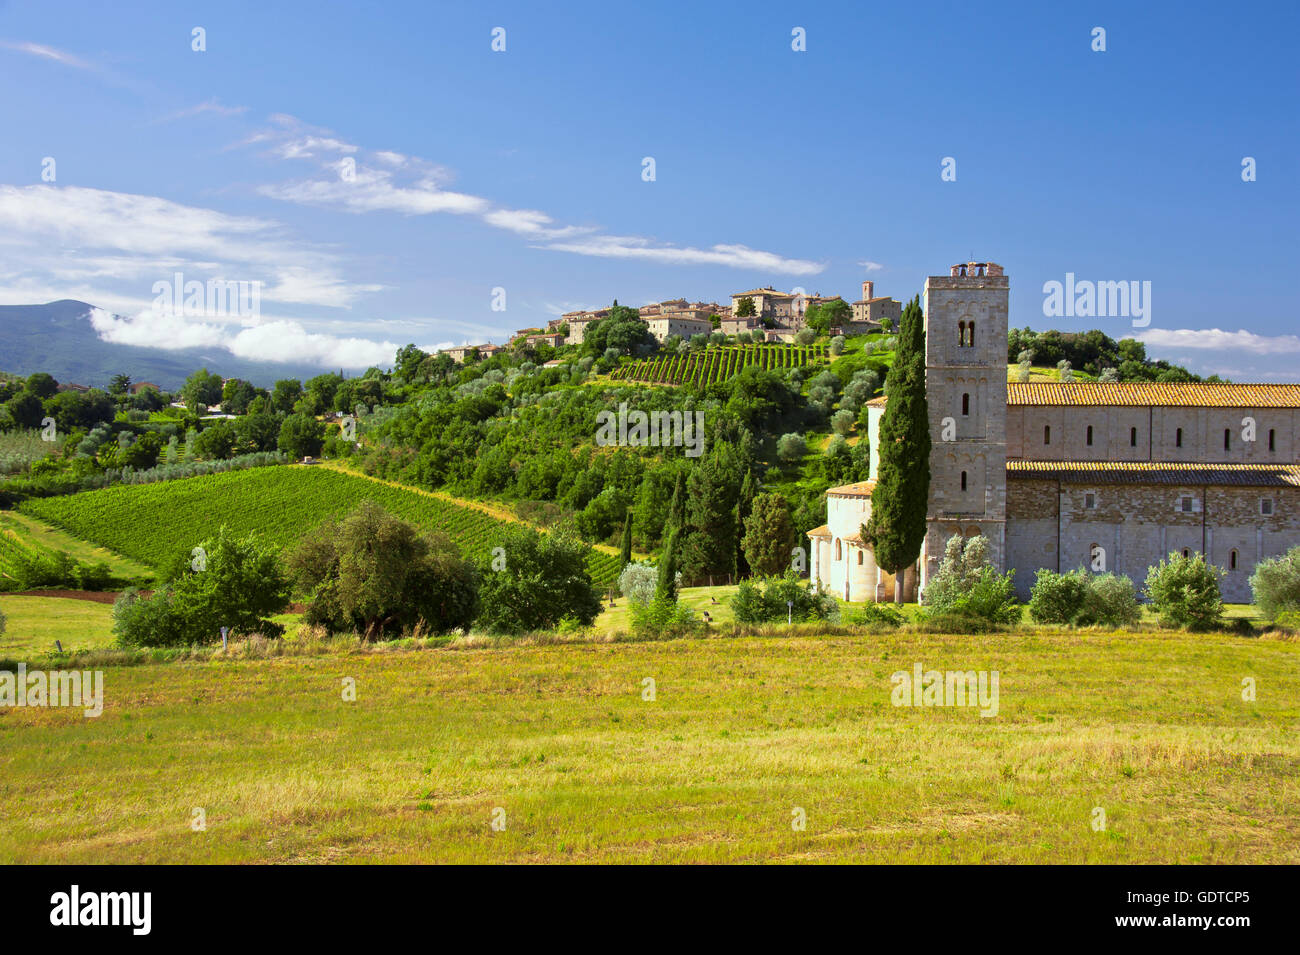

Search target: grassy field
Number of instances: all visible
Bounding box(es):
[1,627,1296,863]
[0,594,116,655]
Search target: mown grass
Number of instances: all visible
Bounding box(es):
[0,594,116,655]
[1,626,1295,863]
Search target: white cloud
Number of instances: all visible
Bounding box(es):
[859,260,885,272]
[0,184,373,308]
[86,306,416,369]
[1138,327,1300,355]
[1,40,92,70]
[539,236,825,276]
[1137,327,1300,382]
[245,116,824,274]
[154,98,248,124]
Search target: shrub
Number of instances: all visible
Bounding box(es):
[776,433,807,462]
[1249,546,1300,620]
[951,567,1021,625]
[629,595,697,639]
[1144,552,1223,630]
[1029,568,1089,624]
[829,335,846,355]
[830,409,856,435]
[731,572,837,625]
[618,561,657,607]
[923,534,1019,625]
[847,603,904,628]
[474,523,602,634]
[1078,573,1141,627]
[1029,568,1140,627]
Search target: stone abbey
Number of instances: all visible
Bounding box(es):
[809,262,1300,603]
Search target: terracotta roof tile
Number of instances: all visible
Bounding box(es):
[1007,382,1300,407]
[826,480,876,497]
[1007,461,1300,487]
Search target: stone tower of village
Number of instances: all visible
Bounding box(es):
[920,262,1010,589]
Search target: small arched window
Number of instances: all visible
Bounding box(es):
[1230,549,1239,570]
[1086,425,1094,446]
[1269,429,1276,452]
[968,321,976,346]
[1224,429,1231,451]
[961,392,970,416]
[960,471,968,492]
[1182,548,1191,559]
[1044,425,1051,445]
[1175,428,1183,448]
[957,321,966,347]
[1130,427,1138,447]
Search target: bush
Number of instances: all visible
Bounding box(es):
[847,603,904,628]
[618,560,657,607]
[776,432,807,462]
[1029,568,1089,624]
[629,595,697,639]
[1249,546,1300,620]
[951,566,1021,626]
[1078,573,1141,627]
[1144,552,1223,630]
[923,534,1020,624]
[830,409,855,435]
[1029,568,1140,627]
[475,524,602,634]
[829,335,846,355]
[116,527,290,647]
[731,572,837,625]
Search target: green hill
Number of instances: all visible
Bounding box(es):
[20,465,621,587]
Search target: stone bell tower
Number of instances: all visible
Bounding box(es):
[919,262,1009,591]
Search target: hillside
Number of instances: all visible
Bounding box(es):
[0,300,342,390]
[20,464,622,586]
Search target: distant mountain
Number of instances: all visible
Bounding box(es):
[0,301,346,390]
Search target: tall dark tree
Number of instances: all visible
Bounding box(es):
[619,510,633,568]
[735,469,758,577]
[866,295,931,603]
[655,528,679,603]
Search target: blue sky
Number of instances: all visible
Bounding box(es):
[0,0,1296,377]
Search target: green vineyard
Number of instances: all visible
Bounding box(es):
[21,466,621,587]
[610,343,830,386]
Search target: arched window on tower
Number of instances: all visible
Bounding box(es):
[960,470,968,492]
[962,392,970,416]
[1224,429,1231,451]
[957,321,967,347]
[968,321,976,346]
[1086,425,1094,446]
[1269,429,1276,452]
[1044,425,1051,445]
[1176,428,1183,448]
[1230,549,1239,571]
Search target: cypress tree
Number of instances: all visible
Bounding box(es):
[866,295,931,603]
[666,470,687,532]
[655,529,679,603]
[619,510,633,568]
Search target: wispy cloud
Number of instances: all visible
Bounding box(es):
[244,114,825,275]
[153,98,248,125]
[0,40,93,70]
[1137,327,1300,382]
